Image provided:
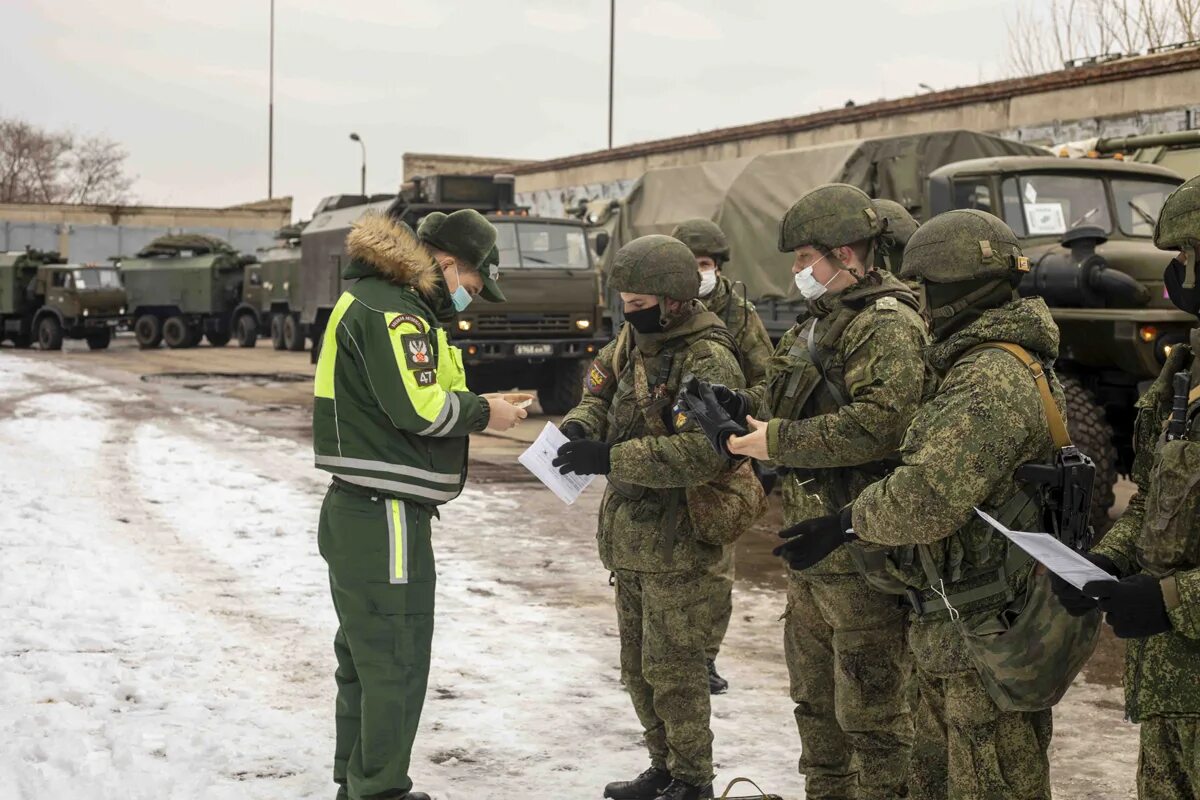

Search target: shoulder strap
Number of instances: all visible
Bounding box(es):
[965,342,1071,449]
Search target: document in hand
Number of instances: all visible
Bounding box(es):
[974,508,1115,591]
[519,422,597,505]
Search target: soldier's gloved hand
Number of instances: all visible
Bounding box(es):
[559,421,588,441]
[1083,574,1173,639]
[1050,552,1117,616]
[700,381,750,421]
[675,377,747,457]
[553,440,612,476]
[773,507,856,571]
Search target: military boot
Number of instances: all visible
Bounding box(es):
[707,659,728,695]
[604,766,672,799]
[654,779,714,800]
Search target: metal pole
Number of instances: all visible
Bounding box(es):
[268,0,275,198]
[350,134,366,195]
[608,0,615,149]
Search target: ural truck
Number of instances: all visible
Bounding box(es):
[592,129,1188,523]
[232,226,302,349]
[119,234,252,349]
[0,250,127,350]
[299,175,608,414]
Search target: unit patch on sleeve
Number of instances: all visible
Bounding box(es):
[401,333,433,369]
[415,369,437,386]
[875,296,899,312]
[389,313,426,331]
[584,360,612,396]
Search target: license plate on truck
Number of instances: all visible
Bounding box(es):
[514,343,554,357]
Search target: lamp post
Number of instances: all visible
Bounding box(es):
[349,132,366,196]
[268,0,275,198]
[608,0,615,149]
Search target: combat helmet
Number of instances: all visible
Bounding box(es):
[778,184,882,253]
[900,209,1028,284]
[872,198,919,274]
[610,235,700,328]
[1154,175,1200,308]
[671,219,731,264]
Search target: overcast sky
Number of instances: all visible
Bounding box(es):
[3,0,1014,219]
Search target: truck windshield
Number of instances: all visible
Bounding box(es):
[1112,179,1177,237]
[494,222,590,269]
[72,269,122,289]
[1000,174,1112,238]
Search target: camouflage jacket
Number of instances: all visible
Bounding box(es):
[851,298,1065,608]
[563,307,746,573]
[1094,325,1200,720]
[702,275,773,385]
[745,271,927,574]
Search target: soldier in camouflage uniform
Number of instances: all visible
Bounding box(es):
[671,218,774,695]
[871,199,920,276]
[688,185,925,799]
[1054,175,1200,799]
[776,209,1069,799]
[554,235,747,800]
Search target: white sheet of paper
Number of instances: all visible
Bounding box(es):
[974,508,1114,590]
[519,422,596,505]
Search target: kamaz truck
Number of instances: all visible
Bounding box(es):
[0,250,126,350]
[231,226,302,349]
[299,174,607,414]
[118,234,252,349]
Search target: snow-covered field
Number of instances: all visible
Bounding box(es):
[0,353,1138,800]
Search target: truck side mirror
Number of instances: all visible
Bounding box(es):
[595,231,610,257]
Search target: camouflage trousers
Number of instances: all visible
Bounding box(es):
[705,546,734,661]
[1138,716,1200,799]
[615,568,716,786]
[783,571,914,800]
[907,613,1052,800]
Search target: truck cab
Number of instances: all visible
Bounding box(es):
[0,250,127,350]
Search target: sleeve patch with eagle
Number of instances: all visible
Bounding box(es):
[400,333,434,370]
[584,361,612,396]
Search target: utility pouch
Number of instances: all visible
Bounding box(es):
[1138,438,1200,571]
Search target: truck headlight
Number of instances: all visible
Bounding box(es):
[83,309,90,317]
[575,319,591,330]
[119,306,126,315]
[458,320,472,332]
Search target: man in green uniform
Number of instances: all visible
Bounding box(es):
[1054,175,1200,798]
[671,218,774,695]
[688,185,924,799]
[554,235,749,800]
[775,209,1071,799]
[313,208,527,800]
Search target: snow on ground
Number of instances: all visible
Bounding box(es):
[0,353,1138,800]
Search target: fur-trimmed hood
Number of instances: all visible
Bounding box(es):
[343,213,439,295]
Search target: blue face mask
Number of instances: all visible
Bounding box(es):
[450,266,473,312]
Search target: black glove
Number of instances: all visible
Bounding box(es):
[675,376,747,457]
[1083,574,1173,639]
[1050,552,1117,617]
[553,440,612,476]
[703,382,750,421]
[772,507,856,571]
[559,421,587,441]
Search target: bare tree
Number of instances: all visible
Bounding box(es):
[0,116,134,205]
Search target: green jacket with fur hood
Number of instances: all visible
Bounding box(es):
[312,213,490,506]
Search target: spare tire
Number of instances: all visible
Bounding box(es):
[1060,375,1118,535]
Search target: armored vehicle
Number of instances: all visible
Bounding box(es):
[299,175,607,414]
[0,250,126,350]
[119,234,251,349]
[232,226,302,349]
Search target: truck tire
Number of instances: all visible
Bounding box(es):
[37,316,63,351]
[283,313,305,352]
[235,314,258,348]
[205,326,232,347]
[271,315,286,350]
[163,315,193,349]
[1061,376,1119,534]
[537,360,585,416]
[86,328,112,350]
[135,314,163,348]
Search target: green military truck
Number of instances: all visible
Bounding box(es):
[119,234,251,349]
[1094,130,1200,180]
[593,130,1188,523]
[232,226,302,349]
[299,175,607,414]
[0,250,127,350]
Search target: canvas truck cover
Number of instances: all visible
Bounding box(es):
[608,130,1046,301]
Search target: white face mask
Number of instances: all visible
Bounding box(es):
[794,256,839,300]
[698,269,718,297]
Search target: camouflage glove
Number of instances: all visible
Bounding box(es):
[773,507,856,571]
[553,440,611,476]
[1083,574,1173,639]
[1050,552,1117,617]
[559,421,588,441]
[675,376,747,457]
